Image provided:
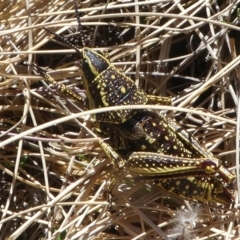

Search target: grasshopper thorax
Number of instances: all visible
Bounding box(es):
[81,47,148,124]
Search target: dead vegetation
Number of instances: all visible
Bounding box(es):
[0,0,240,239]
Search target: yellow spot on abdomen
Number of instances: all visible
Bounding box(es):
[121,87,126,93]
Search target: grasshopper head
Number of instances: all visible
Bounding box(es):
[82,48,110,81]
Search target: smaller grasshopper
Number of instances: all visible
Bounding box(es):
[34,1,235,204]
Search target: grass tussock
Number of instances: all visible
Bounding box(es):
[0,0,240,239]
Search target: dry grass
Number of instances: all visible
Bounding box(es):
[0,0,240,239]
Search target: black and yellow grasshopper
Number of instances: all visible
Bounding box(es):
[34,1,235,204]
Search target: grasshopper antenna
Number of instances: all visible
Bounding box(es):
[44,27,82,56]
[43,1,86,56]
[74,0,86,48]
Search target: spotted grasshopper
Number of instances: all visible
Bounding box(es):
[35,1,235,204]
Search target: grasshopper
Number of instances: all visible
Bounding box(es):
[35,1,235,204]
